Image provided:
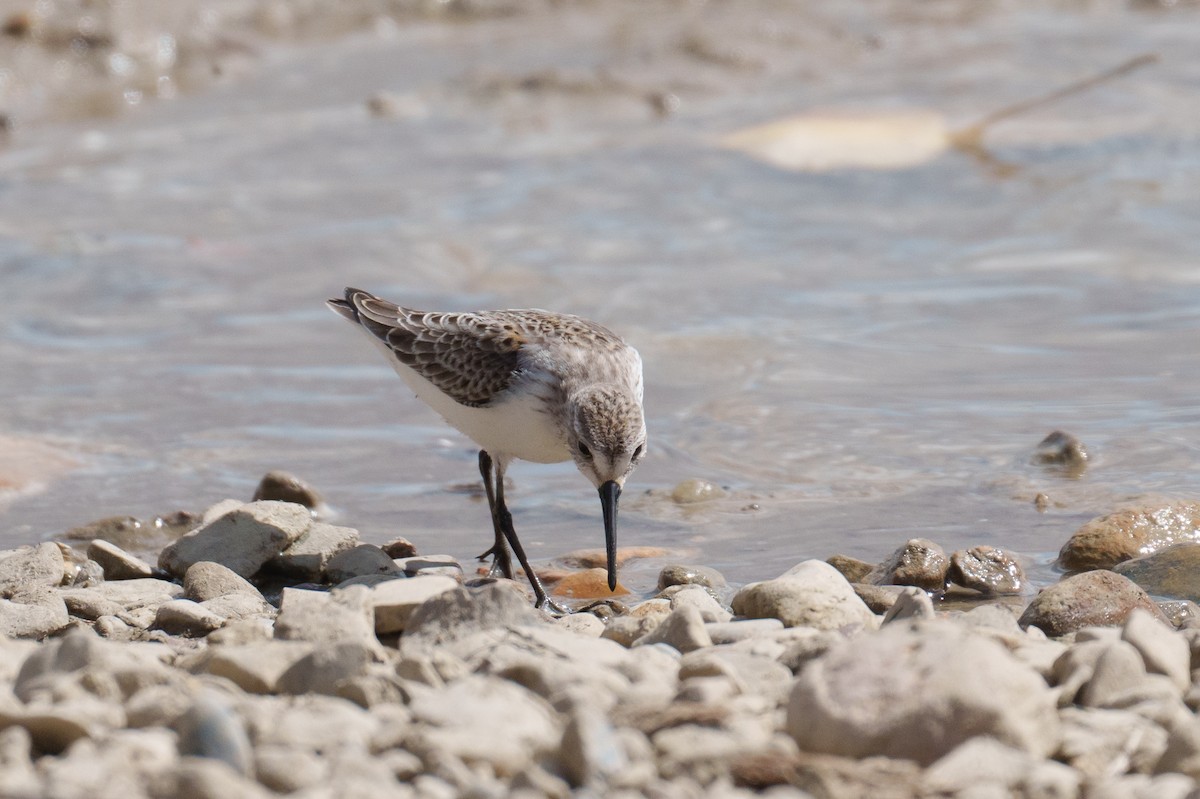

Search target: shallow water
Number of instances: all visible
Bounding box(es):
[2,1,1200,594]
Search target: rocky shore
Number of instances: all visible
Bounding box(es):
[5,467,1200,798]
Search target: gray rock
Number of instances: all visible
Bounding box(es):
[947,545,1026,595]
[881,586,935,624]
[154,599,227,636]
[403,581,544,645]
[251,470,323,510]
[601,615,662,647]
[869,538,949,592]
[370,575,459,634]
[200,592,276,624]
[0,542,66,597]
[1057,706,1168,777]
[0,587,69,639]
[184,561,262,601]
[167,756,273,799]
[191,640,315,693]
[274,585,377,646]
[787,619,1059,764]
[657,564,727,591]
[1019,570,1168,637]
[60,578,183,615]
[1078,640,1160,708]
[633,605,712,653]
[277,640,377,696]
[324,544,402,583]
[558,704,629,788]
[731,560,878,630]
[175,692,253,776]
[555,613,606,637]
[679,649,793,702]
[923,735,1081,797]
[159,500,311,578]
[1122,607,1191,691]
[269,522,360,580]
[669,585,732,623]
[392,554,464,579]
[254,745,329,793]
[85,539,154,580]
[704,619,785,644]
[0,726,39,798]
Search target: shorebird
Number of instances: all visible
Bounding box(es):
[327,287,646,610]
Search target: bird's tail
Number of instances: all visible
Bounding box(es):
[326,287,375,323]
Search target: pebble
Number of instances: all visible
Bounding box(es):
[159,501,312,578]
[1033,430,1089,470]
[824,554,874,583]
[251,470,324,511]
[869,538,950,592]
[1058,501,1200,572]
[947,545,1026,595]
[85,539,155,580]
[1019,570,1168,637]
[657,564,727,591]
[731,560,877,630]
[0,543,67,597]
[270,522,361,581]
[324,544,403,583]
[371,575,460,634]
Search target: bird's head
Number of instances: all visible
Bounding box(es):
[566,385,647,591]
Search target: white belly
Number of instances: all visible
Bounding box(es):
[385,354,569,464]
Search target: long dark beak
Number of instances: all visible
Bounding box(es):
[599,480,621,591]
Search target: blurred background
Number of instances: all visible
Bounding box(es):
[1,0,1198,592]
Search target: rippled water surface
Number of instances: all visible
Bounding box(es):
[3,2,1199,592]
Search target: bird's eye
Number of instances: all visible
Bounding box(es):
[578,442,592,460]
[632,444,645,462]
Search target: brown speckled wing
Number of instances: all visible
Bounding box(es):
[351,295,522,407]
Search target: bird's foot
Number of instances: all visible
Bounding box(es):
[534,593,572,616]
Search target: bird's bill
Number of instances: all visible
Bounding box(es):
[599,480,622,591]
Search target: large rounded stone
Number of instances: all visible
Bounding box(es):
[1018,570,1167,637]
[731,560,877,630]
[1113,544,1200,602]
[787,620,1059,764]
[1058,501,1200,572]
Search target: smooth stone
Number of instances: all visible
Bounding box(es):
[1033,430,1089,470]
[851,583,904,614]
[668,585,731,623]
[731,560,877,630]
[0,588,70,639]
[200,592,276,623]
[657,564,727,591]
[159,500,312,578]
[0,542,66,596]
[825,554,874,583]
[191,640,315,694]
[1058,501,1200,571]
[370,574,460,634]
[1122,607,1191,690]
[392,554,464,579]
[869,538,949,592]
[632,605,713,653]
[277,640,376,696]
[551,568,630,599]
[274,585,377,646]
[670,478,727,504]
[85,539,154,580]
[381,537,418,558]
[153,599,226,636]
[184,561,262,602]
[324,544,403,583]
[1019,570,1168,637]
[787,619,1059,765]
[704,619,785,645]
[602,615,662,647]
[881,587,935,624]
[175,692,253,776]
[1114,544,1200,603]
[947,545,1026,595]
[251,470,323,510]
[269,522,360,581]
[555,612,606,637]
[1078,640,1151,707]
[253,745,329,793]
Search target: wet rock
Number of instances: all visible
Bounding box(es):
[1113,543,1200,602]
[0,587,70,639]
[851,583,904,614]
[153,599,227,636]
[184,561,262,602]
[657,563,727,591]
[633,605,712,653]
[381,537,418,559]
[825,554,874,583]
[85,539,154,580]
[1033,430,1089,471]
[251,470,323,511]
[370,574,460,635]
[269,522,360,581]
[1019,570,1168,637]
[324,543,402,583]
[175,692,253,775]
[869,538,949,592]
[274,585,377,646]
[731,560,877,630]
[1058,501,1200,572]
[552,568,629,599]
[670,478,727,504]
[947,545,1025,596]
[0,542,66,596]
[64,515,149,548]
[787,619,1059,764]
[159,500,311,579]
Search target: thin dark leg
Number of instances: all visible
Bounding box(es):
[493,473,568,614]
[476,450,513,580]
